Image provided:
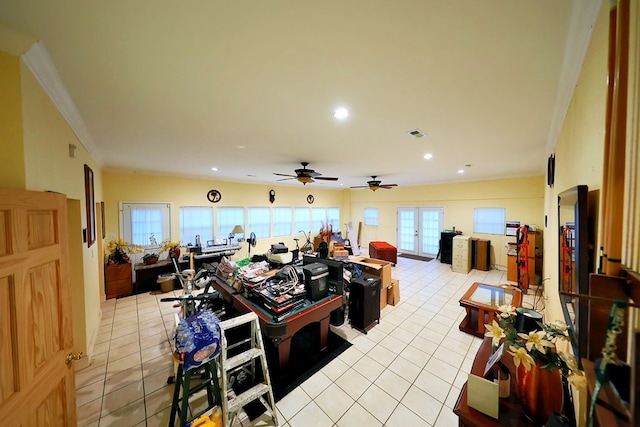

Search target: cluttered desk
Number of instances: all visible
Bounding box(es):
[210,260,344,375]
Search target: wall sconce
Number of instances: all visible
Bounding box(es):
[230,225,245,242]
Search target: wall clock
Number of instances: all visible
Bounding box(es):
[269,189,276,204]
[307,194,314,204]
[207,189,222,203]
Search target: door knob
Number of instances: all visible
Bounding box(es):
[66,352,84,366]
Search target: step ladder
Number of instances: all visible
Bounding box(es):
[168,354,221,427]
[218,312,278,427]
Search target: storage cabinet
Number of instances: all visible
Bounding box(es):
[105,263,133,299]
[452,235,472,273]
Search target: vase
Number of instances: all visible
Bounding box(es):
[144,256,159,265]
[168,248,180,259]
[516,361,563,425]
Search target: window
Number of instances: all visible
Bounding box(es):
[273,207,292,237]
[474,208,506,234]
[122,202,171,246]
[247,207,270,239]
[218,207,244,240]
[180,206,213,246]
[311,208,326,233]
[364,208,379,226]
[294,208,311,234]
[327,208,340,230]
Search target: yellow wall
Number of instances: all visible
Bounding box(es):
[0,50,26,188]
[102,172,545,270]
[102,171,346,258]
[350,175,545,268]
[18,55,104,360]
[543,2,608,325]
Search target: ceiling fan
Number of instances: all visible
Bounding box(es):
[351,176,398,191]
[274,162,339,185]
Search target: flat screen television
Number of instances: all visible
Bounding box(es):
[303,255,343,294]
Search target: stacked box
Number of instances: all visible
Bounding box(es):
[349,256,393,309]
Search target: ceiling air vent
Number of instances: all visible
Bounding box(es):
[406,129,427,138]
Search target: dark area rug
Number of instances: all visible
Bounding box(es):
[398,253,434,262]
[272,325,351,402]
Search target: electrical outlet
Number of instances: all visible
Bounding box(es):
[106,234,115,240]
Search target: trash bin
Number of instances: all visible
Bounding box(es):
[158,274,176,293]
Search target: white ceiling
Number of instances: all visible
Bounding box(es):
[1,0,600,189]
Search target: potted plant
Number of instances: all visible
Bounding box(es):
[485,305,586,424]
[160,239,182,258]
[142,253,160,265]
[105,239,143,264]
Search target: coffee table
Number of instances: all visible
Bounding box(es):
[458,282,522,337]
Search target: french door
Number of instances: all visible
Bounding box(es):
[397,207,444,258]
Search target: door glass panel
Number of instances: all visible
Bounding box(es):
[398,209,416,253]
[420,208,441,256]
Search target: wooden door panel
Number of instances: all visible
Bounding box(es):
[0,274,17,406]
[26,261,62,372]
[0,188,76,427]
[0,210,9,256]
[26,209,58,250]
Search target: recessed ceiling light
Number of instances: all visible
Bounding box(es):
[423,153,433,159]
[211,167,218,171]
[333,107,349,119]
[457,169,465,174]
[236,145,246,149]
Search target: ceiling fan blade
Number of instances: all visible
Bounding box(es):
[315,176,339,181]
[274,173,296,177]
[350,185,368,189]
[276,177,296,181]
[380,184,398,188]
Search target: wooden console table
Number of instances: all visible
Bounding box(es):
[454,337,535,426]
[459,282,522,337]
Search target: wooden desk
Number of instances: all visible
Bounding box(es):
[211,276,343,376]
[459,282,522,337]
[454,337,535,426]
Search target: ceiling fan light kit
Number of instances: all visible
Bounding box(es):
[351,176,398,191]
[274,162,339,185]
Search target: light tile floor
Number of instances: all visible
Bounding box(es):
[75,256,543,426]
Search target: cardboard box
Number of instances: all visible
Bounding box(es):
[333,249,349,260]
[387,279,400,306]
[349,256,392,287]
[349,256,393,310]
[380,283,388,310]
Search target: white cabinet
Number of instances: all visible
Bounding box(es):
[452,235,472,274]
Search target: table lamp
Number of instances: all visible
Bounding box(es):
[230,225,244,242]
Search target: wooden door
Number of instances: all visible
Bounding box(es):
[0,188,77,426]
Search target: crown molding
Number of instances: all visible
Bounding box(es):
[22,41,101,163]
[546,0,604,155]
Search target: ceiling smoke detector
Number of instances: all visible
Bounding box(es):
[406,129,427,138]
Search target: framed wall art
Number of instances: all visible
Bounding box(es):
[84,164,96,248]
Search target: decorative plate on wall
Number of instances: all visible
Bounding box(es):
[307,194,314,204]
[207,189,222,203]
